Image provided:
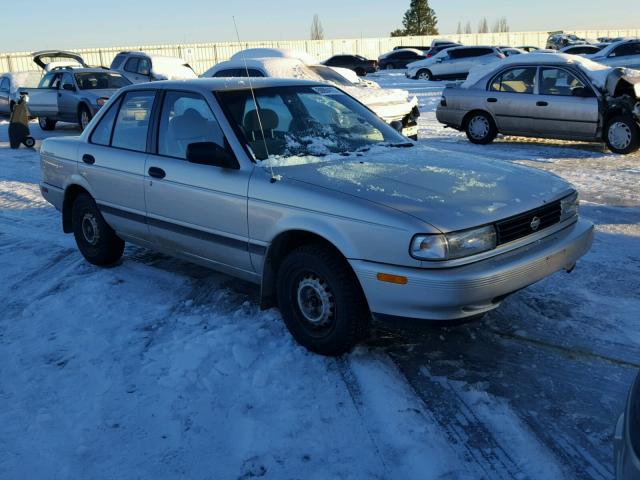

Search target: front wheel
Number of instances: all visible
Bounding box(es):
[465,111,497,144]
[72,193,124,266]
[416,69,432,81]
[79,105,93,131]
[276,245,370,356]
[38,117,57,131]
[605,115,639,154]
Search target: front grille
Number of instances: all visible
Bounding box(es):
[495,200,561,245]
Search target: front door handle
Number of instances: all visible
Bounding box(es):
[487,97,498,103]
[82,154,95,165]
[148,167,166,179]
[536,101,549,107]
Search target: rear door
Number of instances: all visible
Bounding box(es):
[80,90,156,244]
[144,90,253,272]
[26,73,60,117]
[532,67,599,138]
[485,66,540,135]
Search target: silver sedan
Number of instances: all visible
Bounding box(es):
[39,78,593,355]
[436,55,640,154]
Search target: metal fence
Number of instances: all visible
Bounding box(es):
[2,29,639,75]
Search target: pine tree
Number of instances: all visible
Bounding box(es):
[390,0,439,37]
[492,17,509,33]
[464,21,472,34]
[456,22,463,35]
[478,17,489,34]
[310,14,324,40]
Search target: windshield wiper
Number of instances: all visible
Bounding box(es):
[390,142,414,148]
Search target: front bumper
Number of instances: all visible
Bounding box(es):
[350,219,594,322]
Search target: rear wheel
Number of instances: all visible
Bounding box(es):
[416,69,432,81]
[276,245,370,356]
[38,117,57,131]
[78,105,92,131]
[72,193,124,266]
[465,111,497,144]
[605,115,639,154]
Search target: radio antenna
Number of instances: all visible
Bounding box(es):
[232,16,277,182]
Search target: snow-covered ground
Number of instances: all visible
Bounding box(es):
[1,72,638,479]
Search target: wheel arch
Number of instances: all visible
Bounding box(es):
[462,108,497,130]
[62,184,91,233]
[416,68,432,79]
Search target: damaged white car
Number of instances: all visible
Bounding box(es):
[201,56,420,139]
[436,54,640,153]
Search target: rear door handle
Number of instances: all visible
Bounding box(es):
[148,167,166,179]
[536,101,549,107]
[82,154,95,165]
[487,97,498,103]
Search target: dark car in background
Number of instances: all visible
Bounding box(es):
[378,48,426,70]
[393,45,430,52]
[423,42,462,58]
[546,32,588,50]
[322,55,377,76]
[615,371,640,479]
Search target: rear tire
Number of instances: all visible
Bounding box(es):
[464,111,497,145]
[276,245,370,356]
[72,193,124,266]
[416,69,432,81]
[23,136,35,148]
[605,115,639,154]
[78,105,92,131]
[38,116,57,131]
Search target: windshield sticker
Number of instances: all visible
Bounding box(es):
[312,86,344,96]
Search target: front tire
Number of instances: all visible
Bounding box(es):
[416,69,432,81]
[276,245,370,356]
[38,116,57,131]
[72,193,124,266]
[465,111,497,145]
[79,105,93,131]
[605,115,639,154]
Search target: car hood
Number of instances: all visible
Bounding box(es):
[272,145,572,232]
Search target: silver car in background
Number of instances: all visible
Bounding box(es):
[110,51,197,83]
[615,371,640,479]
[587,38,640,69]
[406,46,505,81]
[0,71,42,114]
[436,54,640,154]
[38,78,593,355]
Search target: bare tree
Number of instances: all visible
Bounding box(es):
[464,21,472,34]
[456,21,463,34]
[310,14,324,40]
[478,17,489,34]
[492,17,509,33]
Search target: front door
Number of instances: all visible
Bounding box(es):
[144,90,253,273]
[57,72,78,122]
[533,67,599,139]
[79,90,156,244]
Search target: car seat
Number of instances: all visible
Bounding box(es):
[165,107,213,158]
[243,108,284,159]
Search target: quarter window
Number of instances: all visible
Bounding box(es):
[490,67,537,94]
[111,91,155,152]
[90,96,122,146]
[539,68,588,96]
[158,91,226,159]
[611,42,640,57]
[0,78,9,90]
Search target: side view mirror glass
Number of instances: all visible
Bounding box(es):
[186,142,239,169]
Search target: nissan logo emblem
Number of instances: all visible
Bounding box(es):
[530,216,541,231]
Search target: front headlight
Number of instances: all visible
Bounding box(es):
[560,191,579,222]
[410,225,497,261]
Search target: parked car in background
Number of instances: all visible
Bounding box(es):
[517,46,540,52]
[393,45,430,52]
[560,44,603,55]
[32,50,88,72]
[24,67,130,130]
[229,48,318,65]
[615,371,640,480]
[322,55,377,76]
[586,38,640,69]
[423,42,462,58]
[502,47,528,57]
[436,54,640,154]
[201,56,420,138]
[38,77,593,355]
[0,71,42,114]
[110,51,197,83]
[546,33,589,50]
[406,46,505,81]
[378,48,427,70]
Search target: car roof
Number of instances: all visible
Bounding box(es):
[119,77,326,93]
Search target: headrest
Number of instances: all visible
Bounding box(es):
[243,108,278,132]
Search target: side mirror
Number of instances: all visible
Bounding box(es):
[62,83,76,91]
[390,120,403,133]
[186,142,239,169]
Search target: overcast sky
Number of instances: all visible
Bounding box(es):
[1,0,638,52]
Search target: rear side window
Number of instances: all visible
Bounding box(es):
[611,42,640,57]
[90,96,123,146]
[213,68,264,78]
[158,91,225,159]
[490,67,537,94]
[111,91,155,152]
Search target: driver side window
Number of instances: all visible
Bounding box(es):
[539,68,588,96]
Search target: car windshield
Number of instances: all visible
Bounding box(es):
[74,72,131,90]
[217,85,409,162]
[306,66,354,86]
